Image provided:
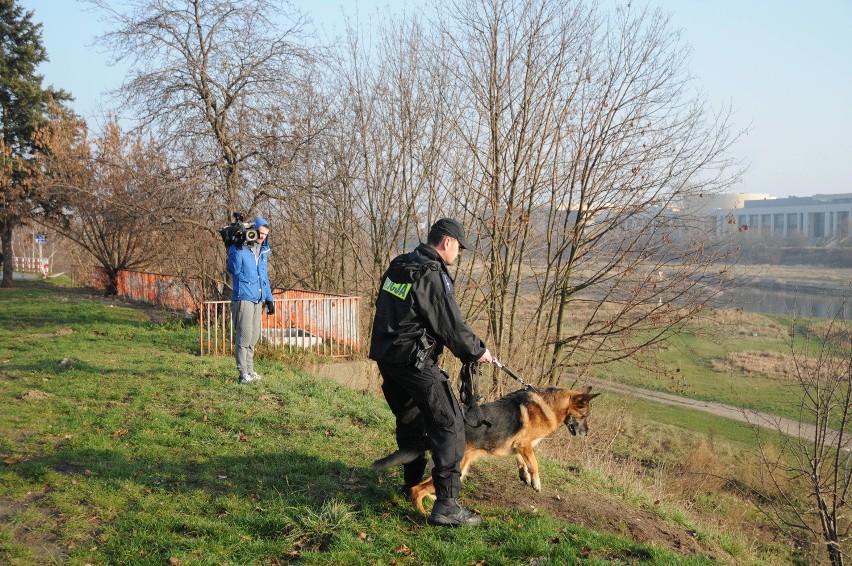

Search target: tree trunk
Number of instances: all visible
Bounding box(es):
[104,268,119,296]
[827,541,843,566]
[0,220,13,288]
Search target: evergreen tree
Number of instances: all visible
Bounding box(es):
[0,0,70,287]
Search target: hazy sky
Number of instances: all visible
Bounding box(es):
[18,0,852,199]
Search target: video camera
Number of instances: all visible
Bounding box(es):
[219,211,259,248]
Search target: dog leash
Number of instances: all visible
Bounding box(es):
[459,363,491,428]
[492,358,541,393]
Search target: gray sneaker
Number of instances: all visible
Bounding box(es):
[250,371,263,381]
[427,498,482,527]
[239,373,257,384]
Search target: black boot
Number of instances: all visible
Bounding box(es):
[427,498,482,527]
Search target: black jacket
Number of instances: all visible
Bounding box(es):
[369,243,486,367]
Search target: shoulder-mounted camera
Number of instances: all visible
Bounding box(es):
[219,211,259,248]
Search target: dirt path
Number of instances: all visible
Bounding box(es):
[589,379,849,449]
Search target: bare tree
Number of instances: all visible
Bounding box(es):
[753,301,852,566]
[260,71,352,293]
[88,0,313,225]
[430,0,744,385]
[324,8,456,290]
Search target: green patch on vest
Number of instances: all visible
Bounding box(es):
[382,277,412,300]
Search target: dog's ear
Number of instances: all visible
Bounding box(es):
[582,386,600,400]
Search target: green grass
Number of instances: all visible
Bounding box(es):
[1,282,733,565]
[596,314,844,427]
[602,393,759,451]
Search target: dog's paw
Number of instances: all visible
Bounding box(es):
[518,468,532,486]
[532,477,541,492]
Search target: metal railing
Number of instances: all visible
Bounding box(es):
[13,256,49,276]
[199,293,361,358]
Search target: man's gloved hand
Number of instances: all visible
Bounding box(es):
[264,300,275,315]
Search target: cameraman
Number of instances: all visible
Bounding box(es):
[225,216,274,384]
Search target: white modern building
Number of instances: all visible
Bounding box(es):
[703,193,852,242]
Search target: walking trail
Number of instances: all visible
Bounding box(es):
[588,379,848,449]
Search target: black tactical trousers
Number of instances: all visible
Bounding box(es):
[378,361,464,499]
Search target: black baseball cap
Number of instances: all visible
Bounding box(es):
[429,218,471,249]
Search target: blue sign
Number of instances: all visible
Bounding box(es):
[35,234,46,245]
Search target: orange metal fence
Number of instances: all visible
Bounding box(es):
[93,268,201,312]
[199,291,361,357]
[90,268,362,357]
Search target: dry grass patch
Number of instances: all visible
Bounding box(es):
[726,264,852,285]
[711,350,818,380]
[804,319,852,345]
[694,308,789,340]
[536,403,784,561]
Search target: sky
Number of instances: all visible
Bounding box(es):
[17,0,852,199]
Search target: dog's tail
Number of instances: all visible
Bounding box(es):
[371,448,425,469]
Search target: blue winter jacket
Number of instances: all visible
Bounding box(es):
[227,217,273,303]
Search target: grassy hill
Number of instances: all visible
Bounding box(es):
[0,281,811,564]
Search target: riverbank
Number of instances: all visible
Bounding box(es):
[729,263,852,290]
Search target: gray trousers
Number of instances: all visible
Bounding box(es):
[232,300,263,376]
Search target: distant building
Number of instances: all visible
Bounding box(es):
[703,192,852,242]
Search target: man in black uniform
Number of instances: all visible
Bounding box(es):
[369,218,492,527]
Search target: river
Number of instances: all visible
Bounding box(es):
[721,283,852,320]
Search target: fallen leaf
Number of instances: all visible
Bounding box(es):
[169,558,183,566]
[3,457,21,465]
[394,544,413,556]
[358,531,368,541]
[112,429,128,437]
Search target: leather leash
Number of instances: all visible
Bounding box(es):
[492,358,541,393]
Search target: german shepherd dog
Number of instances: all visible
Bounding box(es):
[372,386,600,514]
